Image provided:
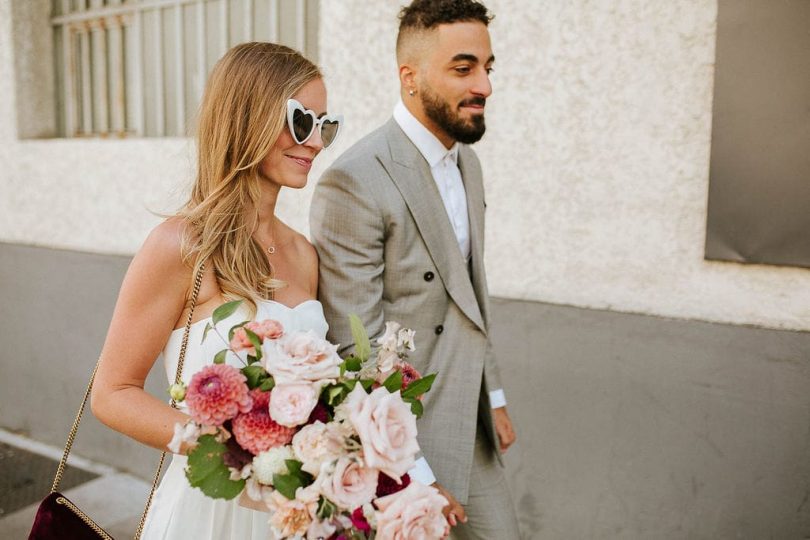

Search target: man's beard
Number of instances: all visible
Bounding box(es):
[420,84,486,145]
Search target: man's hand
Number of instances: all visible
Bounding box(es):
[493,406,516,453]
[433,482,467,528]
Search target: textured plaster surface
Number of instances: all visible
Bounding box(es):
[315,0,810,331]
[1,0,809,330]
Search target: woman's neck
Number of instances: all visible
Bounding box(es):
[250,181,281,243]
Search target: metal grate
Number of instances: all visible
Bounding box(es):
[51,0,319,138]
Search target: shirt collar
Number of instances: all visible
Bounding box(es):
[394,99,459,168]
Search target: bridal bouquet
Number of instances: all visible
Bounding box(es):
[168,301,450,539]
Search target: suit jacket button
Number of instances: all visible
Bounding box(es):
[424,271,435,282]
[435,324,444,335]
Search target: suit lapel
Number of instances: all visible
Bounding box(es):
[378,120,486,333]
[458,146,489,327]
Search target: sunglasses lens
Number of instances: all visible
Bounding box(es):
[320,120,340,148]
[291,108,314,143]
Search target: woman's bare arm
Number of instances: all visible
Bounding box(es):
[91,219,195,452]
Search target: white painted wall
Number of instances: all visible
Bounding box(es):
[1,0,808,331]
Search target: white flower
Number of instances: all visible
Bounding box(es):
[263,330,342,384]
[292,421,343,476]
[377,322,402,351]
[363,502,378,529]
[244,477,273,506]
[252,445,294,485]
[396,328,416,352]
[228,463,252,481]
[167,421,199,454]
[376,348,400,378]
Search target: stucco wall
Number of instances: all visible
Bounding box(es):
[1,0,809,331]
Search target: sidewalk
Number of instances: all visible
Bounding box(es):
[0,430,150,538]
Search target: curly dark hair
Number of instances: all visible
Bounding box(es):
[398,0,493,32]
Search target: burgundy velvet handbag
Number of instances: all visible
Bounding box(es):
[29,267,204,540]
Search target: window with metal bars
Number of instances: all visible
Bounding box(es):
[50,0,319,138]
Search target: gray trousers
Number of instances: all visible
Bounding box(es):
[450,426,521,540]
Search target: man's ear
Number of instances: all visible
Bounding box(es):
[399,63,417,94]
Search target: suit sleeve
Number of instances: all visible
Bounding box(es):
[484,335,506,407]
[310,166,386,355]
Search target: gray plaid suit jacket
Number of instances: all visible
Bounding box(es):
[310,118,504,503]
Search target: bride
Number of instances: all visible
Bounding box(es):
[90,42,341,539]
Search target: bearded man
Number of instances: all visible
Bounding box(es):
[311,1,520,537]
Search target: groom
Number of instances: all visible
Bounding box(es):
[311,0,519,537]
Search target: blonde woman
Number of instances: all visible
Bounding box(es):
[90,42,341,539]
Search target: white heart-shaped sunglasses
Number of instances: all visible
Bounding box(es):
[286,99,343,148]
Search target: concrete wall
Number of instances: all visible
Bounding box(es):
[2,243,809,538]
[2,0,809,331]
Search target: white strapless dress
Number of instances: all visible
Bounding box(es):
[141,299,329,540]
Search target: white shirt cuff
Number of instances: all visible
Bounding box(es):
[408,457,437,486]
[489,389,507,409]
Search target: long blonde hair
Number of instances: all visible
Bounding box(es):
[179,42,321,313]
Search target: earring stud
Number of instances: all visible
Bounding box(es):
[408,89,416,96]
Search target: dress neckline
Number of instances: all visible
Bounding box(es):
[170,298,322,334]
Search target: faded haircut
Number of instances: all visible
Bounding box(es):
[396,0,493,60]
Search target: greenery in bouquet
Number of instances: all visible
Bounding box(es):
[167,301,448,539]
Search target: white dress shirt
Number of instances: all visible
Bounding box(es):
[393,101,507,486]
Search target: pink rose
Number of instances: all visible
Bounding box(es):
[374,482,449,540]
[229,319,284,354]
[317,456,378,510]
[268,383,319,428]
[263,330,342,384]
[266,485,318,538]
[341,385,419,481]
[292,421,343,476]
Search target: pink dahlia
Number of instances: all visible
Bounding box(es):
[231,389,295,454]
[185,364,253,426]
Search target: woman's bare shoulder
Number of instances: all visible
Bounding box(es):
[133,217,192,282]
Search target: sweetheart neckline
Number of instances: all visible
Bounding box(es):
[169,298,322,334]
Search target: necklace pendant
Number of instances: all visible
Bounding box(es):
[267,246,276,255]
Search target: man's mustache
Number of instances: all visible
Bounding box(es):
[459,97,486,108]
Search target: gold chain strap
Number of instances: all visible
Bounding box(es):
[50,264,205,540]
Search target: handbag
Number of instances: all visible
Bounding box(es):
[28,267,205,540]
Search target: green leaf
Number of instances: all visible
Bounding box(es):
[273,461,313,500]
[317,496,337,520]
[401,373,437,400]
[243,327,263,362]
[348,314,371,362]
[343,356,362,372]
[212,300,242,325]
[202,322,213,344]
[408,398,424,418]
[324,384,347,407]
[213,349,228,365]
[273,473,303,500]
[227,322,247,341]
[259,377,275,392]
[383,370,403,393]
[185,434,246,500]
[284,459,304,475]
[241,364,268,389]
[359,379,375,391]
